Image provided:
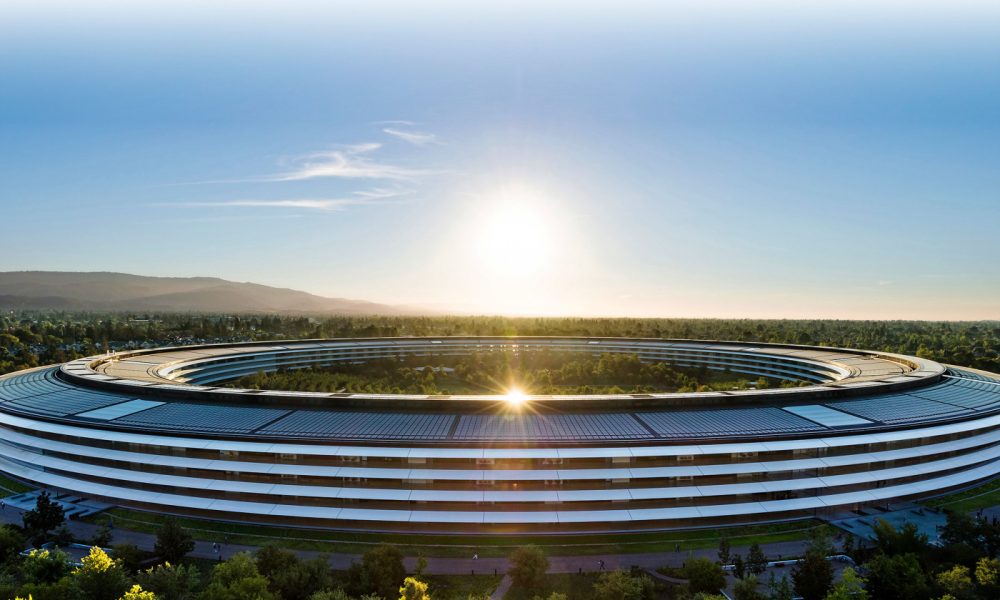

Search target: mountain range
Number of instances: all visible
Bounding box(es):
[0,271,413,315]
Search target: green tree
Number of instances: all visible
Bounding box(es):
[22,492,65,539]
[592,570,647,600]
[400,577,430,600]
[360,544,406,600]
[508,546,549,595]
[308,591,352,600]
[91,522,114,548]
[935,565,973,600]
[823,567,867,600]
[0,525,26,565]
[747,543,767,576]
[154,518,195,564]
[137,562,201,600]
[254,545,331,600]
[22,548,72,583]
[733,554,746,580]
[792,532,833,600]
[684,557,725,595]
[770,574,793,600]
[15,579,73,600]
[51,524,73,547]
[734,576,766,600]
[112,543,146,575]
[863,553,929,600]
[975,557,1000,597]
[872,520,929,559]
[200,552,275,600]
[71,546,131,600]
[718,537,732,566]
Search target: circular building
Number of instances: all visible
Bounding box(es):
[1,337,999,533]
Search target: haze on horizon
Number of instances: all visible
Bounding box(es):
[1,0,999,320]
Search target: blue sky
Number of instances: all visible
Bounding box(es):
[2,0,999,318]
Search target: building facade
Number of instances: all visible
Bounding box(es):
[1,337,998,533]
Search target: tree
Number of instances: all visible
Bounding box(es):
[508,546,549,595]
[733,554,746,580]
[91,522,114,548]
[770,574,793,600]
[22,548,71,584]
[309,591,352,600]
[0,525,25,565]
[71,546,131,600]
[935,565,973,600]
[592,570,648,600]
[154,518,195,564]
[51,523,74,547]
[840,534,855,560]
[718,537,732,566]
[863,553,929,600]
[112,543,146,575]
[254,546,331,600]
[792,550,832,600]
[414,554,428,577]
[21,491,65,539]
[400,577,431,600]
[872,520,929,560]
[684,557,725,595]
[137,562,201,600]
[733,576,766,600]
[121,584,158,600]
[939,511,997,566]
[975,557,1000,597]
[823,567,867,600]
[200,552,275,600]
[361,544,407,600]
[747,543,767,576]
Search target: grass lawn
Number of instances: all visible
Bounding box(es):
[0,473,33,495]
[425,574,502,600]
[925,478,1000,513]
[89,507,822,558]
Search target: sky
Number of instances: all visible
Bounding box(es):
[1,0,999,319]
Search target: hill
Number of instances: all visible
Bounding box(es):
[0,271,410,315]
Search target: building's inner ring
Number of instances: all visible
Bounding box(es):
[67,337,942,412]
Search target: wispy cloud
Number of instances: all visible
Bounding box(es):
[168,189,410,212]
[382,127,440,147]
[263,143,434,182]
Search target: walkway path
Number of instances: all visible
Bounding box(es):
[490,575,513,600]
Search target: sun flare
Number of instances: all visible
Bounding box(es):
[504,387,528,406]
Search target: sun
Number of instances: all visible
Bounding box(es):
[475,190,554,281]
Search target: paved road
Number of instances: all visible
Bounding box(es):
[0,504,817,575]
